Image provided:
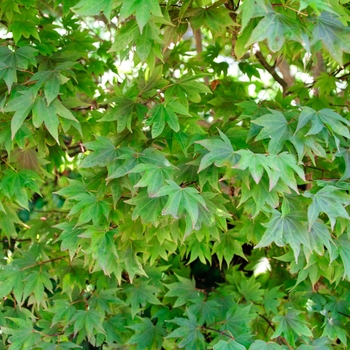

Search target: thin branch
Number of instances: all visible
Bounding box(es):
[201,326,235,339]
[258,314,293,350]
[255,51,288,94]
[21,256,66,271]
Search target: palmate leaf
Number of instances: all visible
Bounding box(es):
[80,136,117,168]
[167,310,206,349]
[0,169,43,210]
[152,180,208,229]
[197,130,238,172]
[72,0,114,21]
[337,234,350,280]
[125,190,167,224]
[123,280,162,318]
[0,46,37,91]
[121,0,162,33]
[296,337,332,350]
[272,310,312,347]
[2,318,41,350]
[246,6,300,52]
[0,264,23,303]
[4,89,36,139]
[148,104,180,138]
[70,309,106,342]
[164,274,202,307]
[68,192,111,227]
[22,270,53,305]
[220,304,256,339]
[127,317,166,350]
[212,231,246,268]
[249,340,283,350]
[189,4,234,36]
[311,12,350,66]
[296,107,350,140]
[129,162,173,196]
[304,186,350,230]
[252,110,291,154]
[255,210,310,262]
[214,340,246,350]
[188,298,220,325]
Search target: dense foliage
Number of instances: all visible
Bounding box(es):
[1,0,350,348]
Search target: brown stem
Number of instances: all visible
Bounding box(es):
[21,256,66,271]
[201,326,235,339]
[255,51,288,94]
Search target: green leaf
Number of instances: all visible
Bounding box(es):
[121,0,162,33]
[214,340,247,350]
[213,230,246,268]
[311,12,350,65]
[165,275,202,307]
[2,318,41,350]
[125,190,167,224]
[44,73,61,106]
[5,89,36,139]
[70,309,106,341]
[153,180,208,229]
[23,270,53,304]
[72,0,114,20]
[304,186,350,230]
[255,210,310,262]
[246,8,299,52]
[272,310,313,347]
[127,318,166,349]
[197,130,238,172]
[80,136,117,168]
[0,264,23,303]
[167,310,205,349]
[252,110,290,154]
[0,169,42,210]
[337,235,350,280]
[188,298,220,325]
[68,192,111,227]
[249,340,284,350]
[296,107,350,140]
[124,280,162,318]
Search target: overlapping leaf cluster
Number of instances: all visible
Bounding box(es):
[1,0,350,349]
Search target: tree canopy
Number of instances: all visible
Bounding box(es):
[1,0,350,349]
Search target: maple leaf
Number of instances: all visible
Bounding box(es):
[167,310,206,349]
[2,318,41,350]
[214,340,246,350]
[255,210,310,262]
[164,275,202,307]
[304,186,350,230]
[249,340,284,349]
[246,7,301,52]
[0,169,42,210]
[296,107,350,140]
[68,192,111,227]
[272,310,312,347]
[252,110,291,154]
[212,230,246,268]
[0,46,37,91]
[311,12,350,66]
[152,180,208,229]
[121,0,162,33]
[197,130,238,172]
[72,0,114,21]
[123,280,162,318]
[125,190,167,225]
[129,163,173,197]
[70,309,106,341]
[127,318,166,349]
[188,298,220,325]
